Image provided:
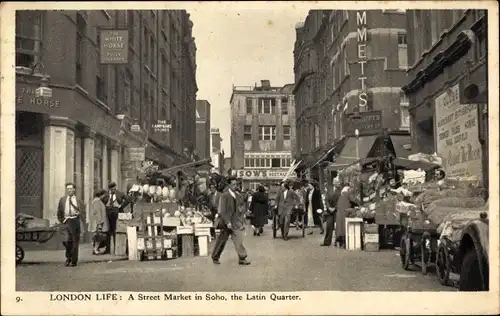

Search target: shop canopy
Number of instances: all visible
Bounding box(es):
[309,136,348,168]
[392,157,441,172]
[327,135,378,170]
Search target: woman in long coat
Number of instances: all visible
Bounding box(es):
[250,185,269,236]
[89,189,109,254]
[304,181,324,235]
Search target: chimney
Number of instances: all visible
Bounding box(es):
[261,80,271,90]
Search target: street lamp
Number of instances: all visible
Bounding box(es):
[35,75,52,98]
[355,129,360,159]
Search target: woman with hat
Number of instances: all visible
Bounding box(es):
[304,180,325,235]
[249,185,269,236]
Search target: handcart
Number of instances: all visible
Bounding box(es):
[399,213,440,275]
[272,206,305,238]
[15,226,60,264]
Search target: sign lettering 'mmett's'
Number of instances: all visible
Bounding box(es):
[356,11,368,110]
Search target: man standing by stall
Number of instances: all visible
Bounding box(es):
[275,180,300,241]
[321,180,342,246]
[105,182,128,254]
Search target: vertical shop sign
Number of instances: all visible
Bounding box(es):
[356,11,368,110]
[435,84,482,179]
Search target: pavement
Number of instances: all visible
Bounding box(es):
[16,226,454,292]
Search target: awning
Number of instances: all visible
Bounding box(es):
[327,136,377,170]
[389,135,412,158]
[310,136,347,168]
[393,157,440,172]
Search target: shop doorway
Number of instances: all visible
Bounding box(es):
[16,111,44,218]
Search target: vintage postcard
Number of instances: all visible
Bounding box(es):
[1,1,499,315]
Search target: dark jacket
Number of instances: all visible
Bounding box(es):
[57,196,85,224]
[106,190,128,211]
[305,188,324,226]
[325,190,341,215]
[250,191,268,227]
[218,190,245,231]
[335,190,359,239]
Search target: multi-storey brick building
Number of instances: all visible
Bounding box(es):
[229,80,296,190]
[403,10,488,188]
[195,99,211,159]
[210,127,224,174]
[15,10,197,224]
[293,10,412,182]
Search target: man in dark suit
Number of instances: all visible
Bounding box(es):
[211,177,250,265]
[321,181,342,246]
[57,182,85,267]
[105,181,128,254]
[275,181,300,241]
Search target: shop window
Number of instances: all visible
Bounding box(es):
[400,90,409,105]
[246,97,253,114]
[283,125,291,140]
[281,158,291,168]
[16,11,43,69]
[281,97,289,115]
[243,125,252,140]
[259,125,276,141]
[271,158,280,168]
[258,98,276,114]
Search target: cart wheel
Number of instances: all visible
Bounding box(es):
[400,233,411,270]
[301,213,305,238]
[272,214,277,239]
[421,234,429,275]
[16,245,24,264]
[436,242,451,286]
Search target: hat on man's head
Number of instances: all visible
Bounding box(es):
[108,182,117,189]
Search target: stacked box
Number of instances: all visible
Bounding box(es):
[176,225,194,235]
[363,224,380,252]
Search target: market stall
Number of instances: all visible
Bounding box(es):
[120,158,217,261]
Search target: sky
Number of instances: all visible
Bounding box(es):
[189,8,309,156]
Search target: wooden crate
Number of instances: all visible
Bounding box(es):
[345,218,363,251]
[196,236,209,257]
[194,228,211,236]
[177,225,194,235]
[180,234,195,257]
[114,232,128,256]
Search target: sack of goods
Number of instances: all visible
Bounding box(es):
[423,197,486,226]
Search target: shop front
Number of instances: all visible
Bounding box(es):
[231,169,290,191]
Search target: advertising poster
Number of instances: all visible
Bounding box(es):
[434,84,482,179]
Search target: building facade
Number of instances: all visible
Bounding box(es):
[195,100,211,159]
[403,10,488,187]
[210,127,224,174]
[230,80,296,190]
[15,10,197,225]
[293,10,409,160]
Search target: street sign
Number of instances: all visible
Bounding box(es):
[343,111,382,135]
[152,120,172,133]
[128,147,145,161]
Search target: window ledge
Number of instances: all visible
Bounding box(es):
[15,66,45,77]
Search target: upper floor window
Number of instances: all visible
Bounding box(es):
[16,11,43,69]
[398,33,408,69]
[281,97,289,115]
[243,125,252,140]
[258,98,276,114]
[283,125,291,140]
[400,90,409,105]
[258,125,276,141]
[246,97,253,114]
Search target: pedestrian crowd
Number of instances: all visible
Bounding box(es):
[57,175,359,267]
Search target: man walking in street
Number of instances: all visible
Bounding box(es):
[105,181,128,254]
[275,180,300,241]
[57,183,84,267]
[211,177,251,265]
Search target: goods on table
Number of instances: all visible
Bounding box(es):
[402,169,426,185]
[16,213,50,229]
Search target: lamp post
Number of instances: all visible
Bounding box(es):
[355,129,360,159]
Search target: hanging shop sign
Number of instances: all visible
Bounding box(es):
[128,147,146,161]
[100,29,129,64]
[356,11,368,110]
[343,110,382,135]
[435,84,482,179]
[231,169,289,180]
